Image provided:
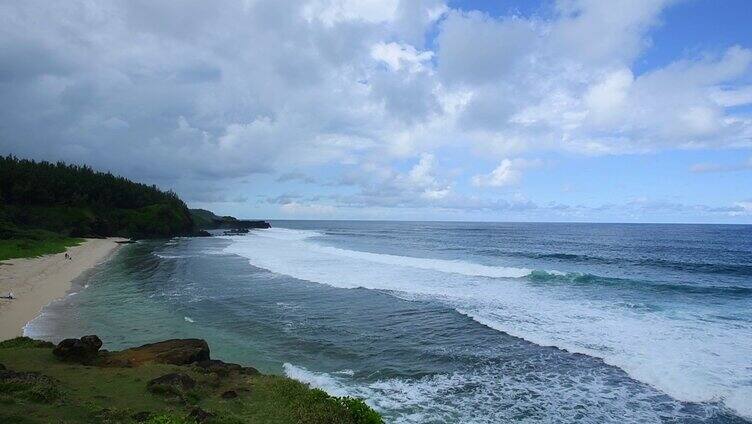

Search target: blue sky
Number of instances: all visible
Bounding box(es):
[1,0,751,222]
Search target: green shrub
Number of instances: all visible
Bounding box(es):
[339,397,384,424]
[0,337,55,349]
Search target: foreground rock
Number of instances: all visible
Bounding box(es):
[0,367,62,403]
[147,373,196,397]
[195,358,259,376]
[188,406,216,423]
[52,335,102,363]
[221,390,238,399]
[101,339,210,367]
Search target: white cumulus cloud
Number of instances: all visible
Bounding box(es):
[472,158,542,187]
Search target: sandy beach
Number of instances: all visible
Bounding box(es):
[0,238,125,341]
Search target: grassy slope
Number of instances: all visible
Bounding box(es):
[0,338,382,424]
[0,228,82,261]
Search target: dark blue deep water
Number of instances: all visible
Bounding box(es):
[27,222,752,423]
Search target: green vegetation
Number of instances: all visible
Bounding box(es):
[0,338,383,424]
[0,224,82,261]
[0,156,196,250]
[189,209,220,230]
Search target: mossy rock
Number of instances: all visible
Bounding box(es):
[0,369,64,404]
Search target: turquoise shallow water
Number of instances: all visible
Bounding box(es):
[26,221,752,423]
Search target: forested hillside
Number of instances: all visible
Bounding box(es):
[0,156,194,241]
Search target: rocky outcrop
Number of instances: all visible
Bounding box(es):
[188,406,216,423]
[189,208,271,231]
[220,390,238,399]
[195,359,259,376]
[222,219,271,229]
[51,336,260,377]
[52,335,102,363]
[101,338,210,367]
[0,367,62,403]
[146,373,196,396]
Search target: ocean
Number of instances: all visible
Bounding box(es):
[25,221,752,423]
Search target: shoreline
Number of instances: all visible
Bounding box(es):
[0,237,126,341]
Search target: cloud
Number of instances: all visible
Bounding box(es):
[279,201,337,216]
[337,153,452,205]
[690,156,752,173]
[302,0,400,26]
[731,201,752,216]
[437,11,535,85]
[472,158,542,187]
[0,0,750,221]
[405,153,450,199]
[710,85,752,108]
[435,2,752,155]
[550,0,675,66]
[276,172,318,183]
[371,42,433,73]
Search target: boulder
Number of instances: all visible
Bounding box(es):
[188,406,215,423]
[103,339,210,367]
[52,335,102,363]
[196,359,240,375]
[195,359,260,376]
[221,390,238,399]
[80,335,103,350]
[0,369,61,402]
[146,373,196,396]
[239,365,260,376]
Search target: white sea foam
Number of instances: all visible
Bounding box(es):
[316,245,532,278]
[283,362,713,423]
[154,253,194,259]
[283,363,351,398]
[225,228,531,279]
[227,228,752,418]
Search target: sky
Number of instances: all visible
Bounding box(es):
[0,0,751,223]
